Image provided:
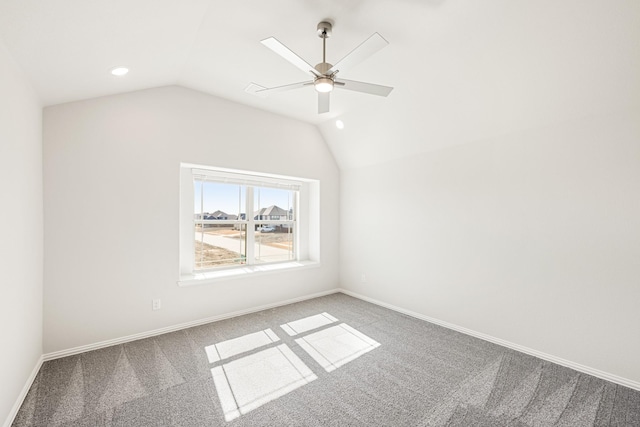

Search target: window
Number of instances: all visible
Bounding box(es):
[193,178,296,269]
[179,164,320,284]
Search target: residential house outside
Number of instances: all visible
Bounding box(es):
[255,205,293,231]
[195,210,238,227]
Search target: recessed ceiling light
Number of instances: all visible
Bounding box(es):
[335,120,344,130]
[110,66,129,76]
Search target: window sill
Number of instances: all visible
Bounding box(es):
[177,260,320,287]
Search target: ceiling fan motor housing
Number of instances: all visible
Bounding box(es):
[314,62,333,75]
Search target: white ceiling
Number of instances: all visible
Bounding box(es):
[1,0,639,169]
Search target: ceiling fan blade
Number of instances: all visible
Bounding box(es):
[335,79,394,97]
[328,33,388,75]
[245,82,267,96]
[255,81,312,95]
[318,92,330,114]
[261,37,321,77]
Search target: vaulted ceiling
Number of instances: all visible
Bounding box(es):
[1,0,638,169]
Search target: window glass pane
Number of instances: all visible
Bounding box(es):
[193,180,247,270]
[195,224,247,269]
[255,224,295,263]
[194,180,246,220]
[254,187,296,264]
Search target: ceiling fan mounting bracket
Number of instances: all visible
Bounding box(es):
[317,22,332,38]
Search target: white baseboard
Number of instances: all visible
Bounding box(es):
[44,288,341,361]
[4,355,44,427]
[338,288,640,392]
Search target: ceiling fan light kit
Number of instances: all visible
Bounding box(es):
[314,77,334,93]
[250,21,393,114]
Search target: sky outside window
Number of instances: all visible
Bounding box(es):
[194,181,245,215]
[254,187,293,213]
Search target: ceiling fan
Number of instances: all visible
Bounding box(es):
[248,21,393,114]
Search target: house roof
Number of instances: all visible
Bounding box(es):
[211,210,238,220]
[254,205,289,217]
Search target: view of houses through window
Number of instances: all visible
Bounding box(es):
[194,178,296,270]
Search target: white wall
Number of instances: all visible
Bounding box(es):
[0,41,43,424]
[341,109,640,384]
[43,86,340,353]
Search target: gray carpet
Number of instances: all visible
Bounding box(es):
[12,293,640,426]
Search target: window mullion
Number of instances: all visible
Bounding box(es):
[246,186,255,264]
[198,179,205,270]
[293,190,298,260]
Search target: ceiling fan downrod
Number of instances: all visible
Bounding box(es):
[314,22,334,92]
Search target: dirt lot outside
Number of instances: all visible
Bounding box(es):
[194,240,244,269]
[195,226,293,250]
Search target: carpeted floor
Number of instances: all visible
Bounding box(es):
[13,293,640,426]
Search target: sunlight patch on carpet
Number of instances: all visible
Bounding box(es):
[211,344,316,421]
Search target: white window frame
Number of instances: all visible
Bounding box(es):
[178,163,320,286]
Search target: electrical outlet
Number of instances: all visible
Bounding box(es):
[152,299,161,311]
[361,274,367,283]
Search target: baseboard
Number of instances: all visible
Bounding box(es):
[44,288,341,361]
[338,288,640,392]
[37,286,640,391]
[4,355,44,427]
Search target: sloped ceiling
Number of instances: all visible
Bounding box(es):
[1,0,638,169]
